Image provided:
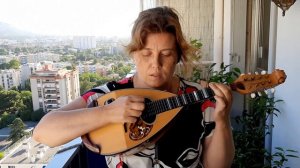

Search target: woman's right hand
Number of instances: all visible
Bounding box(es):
[104,95,145,124]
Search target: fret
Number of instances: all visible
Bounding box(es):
[159,100,165,112]
[175,96,180,106]
[188,93,196,103]
[177,96,183,106]
[156,100,161,113]
[170,97,178,108]
[160,99,168,112]
[198,89,205,100]
[186,93,191,103]
[185,94,191,104]
[166,98,172,109]
[195,90,200,100]
[203,89,208,98]
[193,91,199,101]
[154,101,159,114]
[181,94,187,104]
[168,97,174,109]
[161,100,168,111]
[162,99,169,111]
[186,93,192,103]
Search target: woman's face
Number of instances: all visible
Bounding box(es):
[133,32,178,90]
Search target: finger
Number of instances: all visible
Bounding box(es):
[127,109,142,117]
[209,83,226,98]
[130,102,145,111]
[128,95,145,103]
[213,95,227,110]
[125,116,138,123]
[216,83,232,102]
[210,83,232,102]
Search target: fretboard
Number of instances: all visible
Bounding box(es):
[141,88,215,118]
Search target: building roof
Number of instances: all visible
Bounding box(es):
[0,137,61,166]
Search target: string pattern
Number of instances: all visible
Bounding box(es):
[141,88,215,119]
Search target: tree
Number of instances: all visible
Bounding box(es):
[21,47,28,54]
[80,80,95,95]
[0,90,23,115]
[8,59,20,69]
[95,76,113,86]
[14,47,21,55]
[0,63,9,70]
[31,108,45,121]
[8,118,28,143]
[0,48,8,55]
[20,91,33,110]
[23,79,31,91]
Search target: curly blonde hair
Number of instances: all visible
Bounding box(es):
[126,6,194,63]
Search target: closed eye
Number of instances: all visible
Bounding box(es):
[141,50,151,57]
[160,50,173,57]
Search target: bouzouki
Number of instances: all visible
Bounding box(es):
[82,69,286,155]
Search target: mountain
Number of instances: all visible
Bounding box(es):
[0,22,36,39]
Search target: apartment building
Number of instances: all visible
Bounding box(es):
[76,63,107,75]
[19,52,61,64]
[20,63,44,89]
[73,36,96,50]
[30,64,80,112]
[0,69,21,90]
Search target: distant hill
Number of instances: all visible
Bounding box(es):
[0,22,36,39]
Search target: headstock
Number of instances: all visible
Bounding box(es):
[230,69,286,95]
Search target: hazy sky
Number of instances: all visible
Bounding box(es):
[0,0,141,37]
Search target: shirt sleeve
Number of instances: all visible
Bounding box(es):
[81,91,96,102]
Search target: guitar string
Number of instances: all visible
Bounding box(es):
[143,88,214,119]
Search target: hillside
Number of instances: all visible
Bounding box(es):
[0,22,35,39]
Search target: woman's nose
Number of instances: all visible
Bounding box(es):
[151,54,162,68]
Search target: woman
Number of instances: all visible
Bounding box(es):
[33,6,234,168]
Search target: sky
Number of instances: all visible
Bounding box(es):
[0,0,141,37]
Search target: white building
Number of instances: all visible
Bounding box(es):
[0,69,21,90]
[20,52,61,64]
[73,36,96,50]
[76,63,107,75]
[30,64,80,112]
[20,63,43,89]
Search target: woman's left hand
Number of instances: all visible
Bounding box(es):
[209,82,233,124]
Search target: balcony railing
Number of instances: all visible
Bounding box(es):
[46,138,107,168]
[46,138,86,168]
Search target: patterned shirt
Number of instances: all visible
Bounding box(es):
[81,77,216,168]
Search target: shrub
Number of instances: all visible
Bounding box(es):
[31,108,45,121]
[0,113,16,128]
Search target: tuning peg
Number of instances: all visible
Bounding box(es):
[261,70,267,75]
[270,88,275,93]
[251,93,256,98]
[258,91,262,96]
[264,90,269,95]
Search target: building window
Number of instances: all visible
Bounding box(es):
[37,79,41,83]
[39,102,43,108]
